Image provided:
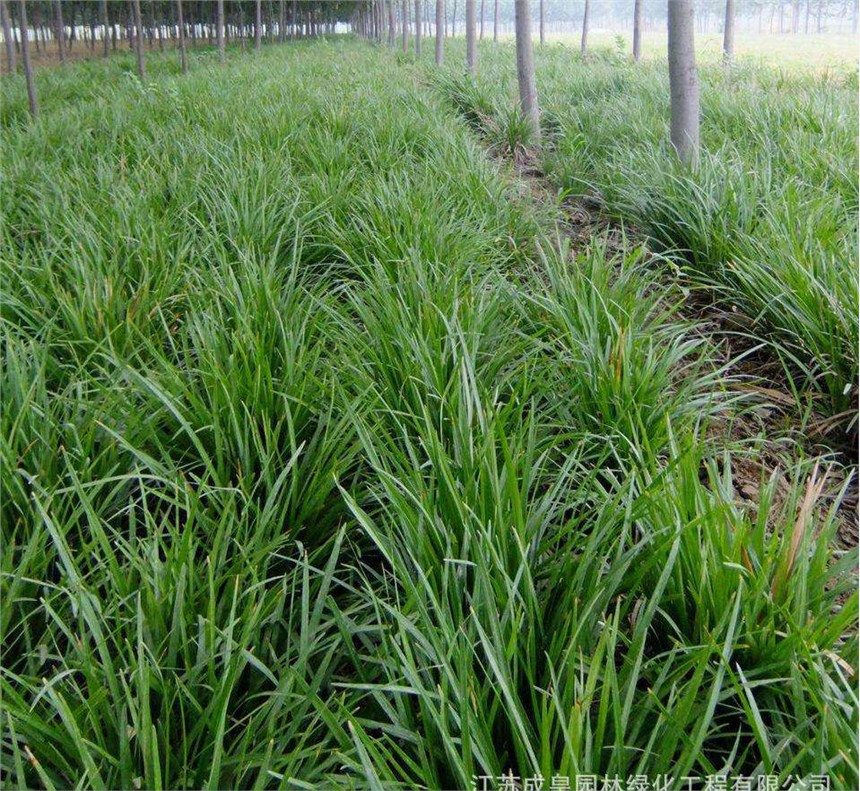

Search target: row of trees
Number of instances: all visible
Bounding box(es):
[354,0,702,162]
[3,1,359,114]
[6,1,742,164]
[0,1,355,64]
[434,0,858,36]
[3,0,853,74]
[2,0,853,55]
[690,0,859,34]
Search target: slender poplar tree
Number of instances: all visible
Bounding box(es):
[177,0,188,72]
[668,0,699,164]
[514,0,539,140]
[53,0,65,62]
[633,0,643,63]
[414,0,421,54]
[1,0,15,73]
[465,0,476,73]
[101,0,110,58]
[580,0,589,55]
[146,0,154,51]
[723,0,735,63]
[18,0,36,116]
[539,0,544,45]
[132,0,146,78]
[435,0,443,61]
[216,0,225,62]
[255,0,262,50]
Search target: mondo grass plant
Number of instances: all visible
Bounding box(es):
[430,42,858,448]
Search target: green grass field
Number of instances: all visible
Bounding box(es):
[539,31,859,70]
[1,36,857,790]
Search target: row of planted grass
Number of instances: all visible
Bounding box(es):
[430,42,859,448]
[1,40,857,789]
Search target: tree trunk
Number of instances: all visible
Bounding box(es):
[580,0,589,55]
[89,4,98,53]
[414,0,421,53]
[255,0,262,50]
[514,0,539,140]
[668,0,699,164]
[147,0,154,51]
[722,0,735,62]
[1,0,15,73]
[466,0,476,72]
[8,7,19,56]
[493,0,498,41]
[101,0,110,57]
[54,0,65,62]
[389,0,396,45]
[539,0,544,44]
[18,0,36,116]
[632,0,643,62]
[479,0,484,38]
[791,0,800,32]
[132,0,146,78]
[452,0,456,35]
[402,0,408,51]
[435,0,443,61]
[216,0,225,61]
[177,0,188,72]
[31,1,41,53]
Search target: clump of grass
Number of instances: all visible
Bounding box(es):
[519,238,727,467]
[432,41,859,447]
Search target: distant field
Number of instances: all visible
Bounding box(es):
[534,30,859,69]
[5,28,856,73]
